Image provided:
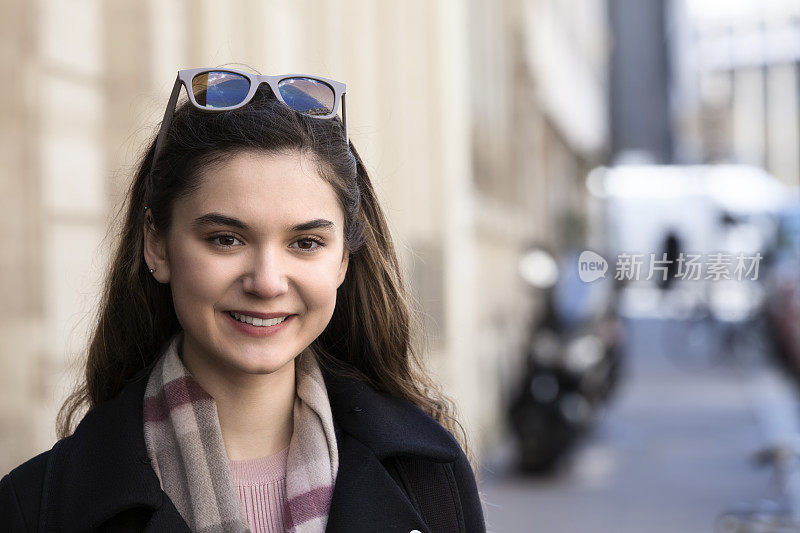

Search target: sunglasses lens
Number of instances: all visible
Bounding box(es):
[192,71,250,108]
[277,77,335,116]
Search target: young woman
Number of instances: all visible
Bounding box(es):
[0,68,485,532]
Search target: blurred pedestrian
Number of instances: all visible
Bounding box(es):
[658,229,682,291]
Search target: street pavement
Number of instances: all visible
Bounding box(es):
[479,316,798,533]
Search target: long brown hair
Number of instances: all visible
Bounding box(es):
[56,84,470,460]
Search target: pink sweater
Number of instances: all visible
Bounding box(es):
[228,446,290,533]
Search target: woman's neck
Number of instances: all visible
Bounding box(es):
[180,341,296,461]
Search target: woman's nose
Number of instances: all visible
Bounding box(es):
[242,250,289,298]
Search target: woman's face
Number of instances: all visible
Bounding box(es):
[144,150,349,378]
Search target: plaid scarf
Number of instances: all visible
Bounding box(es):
[143,331,339,533]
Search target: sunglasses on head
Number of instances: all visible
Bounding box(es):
[147,67,348,198]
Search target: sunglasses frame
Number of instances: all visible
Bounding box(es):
[149,67,348,191]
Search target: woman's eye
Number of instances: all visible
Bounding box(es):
[292,237,325,252]
[210,234,243,247]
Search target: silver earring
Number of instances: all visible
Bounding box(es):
[149,267,156,273]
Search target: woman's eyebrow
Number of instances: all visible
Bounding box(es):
[192,213,251,231]
[288,218,336,233]
[191,212,336,233]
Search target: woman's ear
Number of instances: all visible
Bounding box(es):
[143,214,171,283]
[336,249,349,288]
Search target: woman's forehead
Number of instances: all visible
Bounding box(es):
[176,150,344,228]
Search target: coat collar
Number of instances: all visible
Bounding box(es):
[311,367,462,533]
[49,359,460,531]
[321,367,460,463]
[51,364,188,532]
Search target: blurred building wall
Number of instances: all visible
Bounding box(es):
[468,0,609,451]
[672,0,800,188]
[0,0,609,474]
[1,0,109,474]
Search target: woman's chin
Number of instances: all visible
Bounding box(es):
[228,353,297,376]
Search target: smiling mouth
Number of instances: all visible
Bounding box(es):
[227,311,291,327]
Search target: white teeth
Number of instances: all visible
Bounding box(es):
[230,312,288,327]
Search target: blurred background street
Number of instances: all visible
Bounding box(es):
[483,312,794,532]
[2,0,800,531]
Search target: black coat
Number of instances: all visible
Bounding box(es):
[0,364,486,532]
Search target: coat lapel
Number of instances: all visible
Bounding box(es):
[326,431,430,533]
[322,369,462,533]
[49,364,190,532]
[321,369,460,463]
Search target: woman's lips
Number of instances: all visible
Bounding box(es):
[227,310,294,320]
[225,311,295,337]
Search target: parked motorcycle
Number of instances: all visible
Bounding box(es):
[508,247,624,474]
